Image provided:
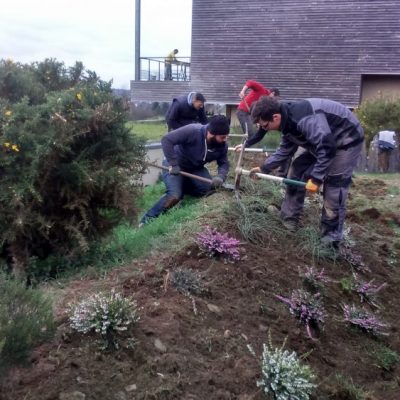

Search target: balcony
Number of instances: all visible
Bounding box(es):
[139,57,191,82]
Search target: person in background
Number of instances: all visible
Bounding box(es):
[247,96,364,247]
[269,88,280,98]
[164,49,179,80]
[377,130,396,173]
[236,80,277,137]
[165,92,207,131]
[140,115,230,225]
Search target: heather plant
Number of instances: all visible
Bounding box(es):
[171,267,205,315]
[300,266,330,290]
[171,267,205,296]
[275,289,326,339]
[196,225,240,262]
[68,289,140,349]
[352,275,387,307]
[0,273,55,371]
[343,304,388,336]
[248,333,317,400]
[339,245,368,272]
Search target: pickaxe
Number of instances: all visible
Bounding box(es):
[146,162,236,191]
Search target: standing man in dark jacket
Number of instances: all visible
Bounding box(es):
[247,96,364,246]
[140,115,230,225]
[165,92,208,131]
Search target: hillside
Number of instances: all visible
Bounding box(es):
[1,174,399,400]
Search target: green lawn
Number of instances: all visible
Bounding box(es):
[126,121,167,141]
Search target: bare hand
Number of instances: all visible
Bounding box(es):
[234,144,243,153]
[249,167,261,180]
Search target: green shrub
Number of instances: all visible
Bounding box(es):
[354,98,400,145]
[0,59,146,274]
[0,273,54,369]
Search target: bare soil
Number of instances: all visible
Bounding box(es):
[1,176,400,400]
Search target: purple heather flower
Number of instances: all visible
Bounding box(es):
[275,289,326,339]
[196,225,240,262]
[343,304,388,335]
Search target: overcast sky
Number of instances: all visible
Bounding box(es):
[0,0,192,89]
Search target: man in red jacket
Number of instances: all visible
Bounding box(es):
[236,80,277,137]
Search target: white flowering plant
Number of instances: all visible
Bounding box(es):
[248,335,317,400]
[68,289,140,348]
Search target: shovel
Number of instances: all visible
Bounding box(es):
[146,162,236,191]
[235,167,310,189]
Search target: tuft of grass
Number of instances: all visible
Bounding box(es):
[227,180,287,245]
[331,374,369,400]
[0,274,55,371]
[369,344,400,371]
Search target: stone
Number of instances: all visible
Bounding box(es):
[154,338,167,353]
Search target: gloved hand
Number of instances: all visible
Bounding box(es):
[169,165,181,175]
[211,175,224,188]
[305,178,320,193]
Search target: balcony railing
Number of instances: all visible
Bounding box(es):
[139,57,191,82]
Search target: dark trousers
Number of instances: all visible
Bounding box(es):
[141,160,212,224]
[280,142,363,242]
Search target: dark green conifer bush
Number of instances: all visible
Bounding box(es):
[0,59,146,275]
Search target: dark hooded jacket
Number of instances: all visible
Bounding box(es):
[165,92,208,130]
[161,123,229,179]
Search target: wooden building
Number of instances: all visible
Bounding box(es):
[131,0,400,109]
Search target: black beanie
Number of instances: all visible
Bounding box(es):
[208,115,230,135]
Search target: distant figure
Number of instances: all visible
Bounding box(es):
[165,49,179,80]
[165,92,207,131]
[377,130,396,172]
[237,80,277,137]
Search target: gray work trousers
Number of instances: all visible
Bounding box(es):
[280,142,363,242]
[236,109,256,137]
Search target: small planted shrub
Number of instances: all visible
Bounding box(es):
[343,304,388,336]
[171,268,205,315]
[275,289,326,339]
[171,268,205,296]
[68,289,140,349]
[352,275,387,307]
[0,274,55,370]
[300,266,330,290]
[196,225,240,262]
[248,334,317,400]
[339,245,368,272]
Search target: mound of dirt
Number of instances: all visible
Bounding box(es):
[1,176,400,400]
[2,235,399,400]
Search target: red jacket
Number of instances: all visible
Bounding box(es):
[237,80,271,112]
